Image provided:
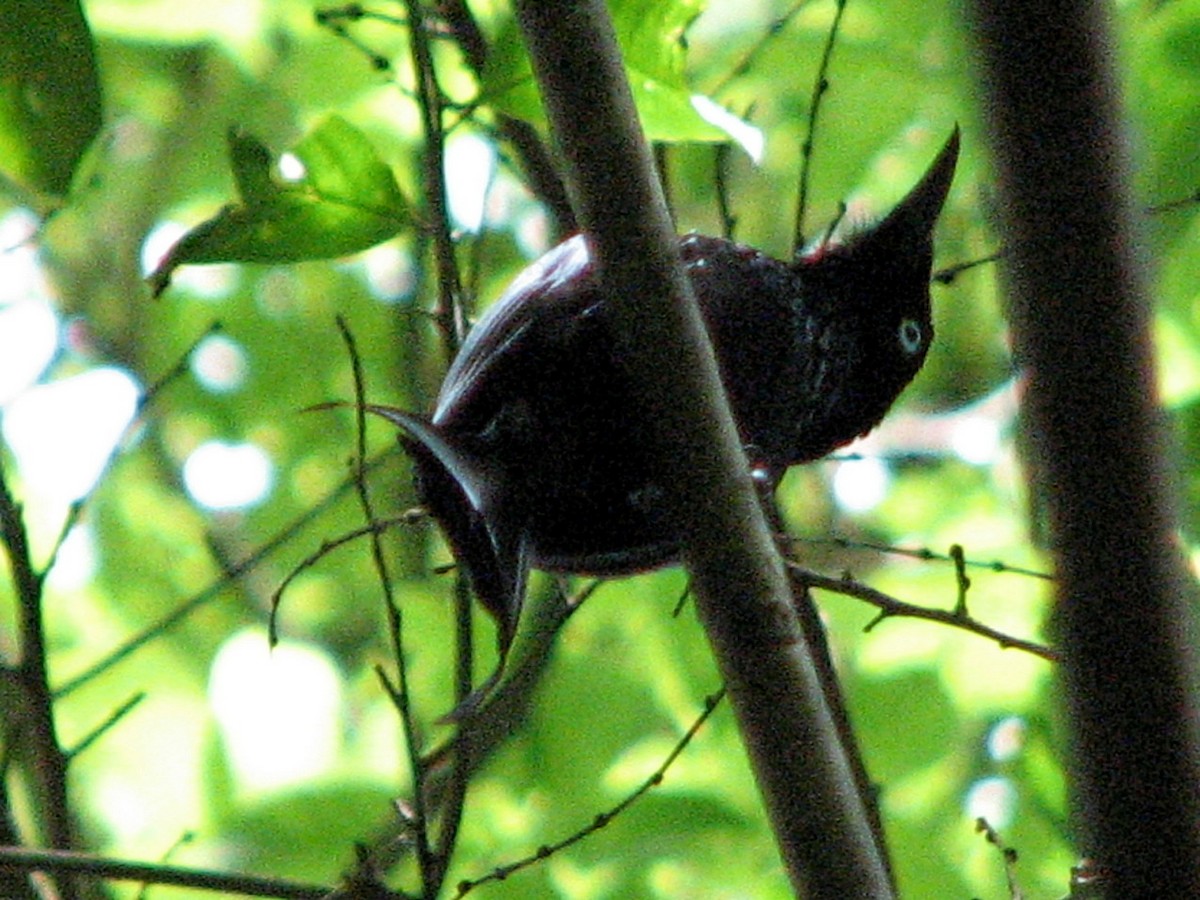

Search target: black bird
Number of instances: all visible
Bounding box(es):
[373,130,960,651]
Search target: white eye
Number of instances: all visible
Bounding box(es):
[897,318,924,355]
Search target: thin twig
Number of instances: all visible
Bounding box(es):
[975,818,1025,900]
[335,315,438,894]
[341,580,596,895]
[46,322,221,584]
[134,831,198,900]
[950,543,971,616]
[705,0,814,97]
[1146,188,1200,215]
[789,534,1053,581]
[434,570,475,875]
[452,689,726,897]
[792,564,1059,662]
[714,141,739,240]
[402,0,466,357]
[55,448,400,698]
[932,250,1005,285]
[0,846,330,899]
[314,5,405,70]
[65,692,146,761]
[794,0,848,254]
[268,513,419,646]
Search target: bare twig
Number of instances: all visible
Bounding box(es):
[315,5,404,71]
[65,692,146,761]
[950,543,970,616]
[452,688,726,897]
[705,0,814,97]
[268,513,418,646]
[334,580,595,898]
[401,0,466,357]
[334,316,438,894]
[790,534,1053,581]
[0,846,330,899]
[433,570,474,880]
[713,141,739,240]
[932,250,1005,285]
[55,447,399,698]
[1146,188,1200,215]
[794,0,848,254]
[0,454,78,899]
[791,564,1059,663]
[975,818,1025,900]
[45,322,220,588]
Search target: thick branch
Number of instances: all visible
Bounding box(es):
[965,2,1200,892]
[509,2,892,896]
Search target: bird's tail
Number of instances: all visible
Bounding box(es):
[365,405,527,655]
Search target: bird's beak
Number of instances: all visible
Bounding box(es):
[869,127,961,254]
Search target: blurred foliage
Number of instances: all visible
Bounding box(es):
[1,0,1198,898]
[0,0,102,200]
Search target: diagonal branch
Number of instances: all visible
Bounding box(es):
[510,1,893,896]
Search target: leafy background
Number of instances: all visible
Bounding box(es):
[2,0,1199,897]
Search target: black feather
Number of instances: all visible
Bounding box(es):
[378,130,960,651]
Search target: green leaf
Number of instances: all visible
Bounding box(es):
[613,0,729,142]
[479,2,753,146]
[611,0,702,87]
[0,0,103,198]
[148,115,410,297]
[227,128,276,204]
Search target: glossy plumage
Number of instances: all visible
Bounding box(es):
[374,131,959,649]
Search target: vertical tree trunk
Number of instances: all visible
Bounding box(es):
[965,2,1200,893]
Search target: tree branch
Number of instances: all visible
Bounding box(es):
[0,455,80,900]
[793,565,1059,663]
[0,846,329,899]
[438,0,576,238]
[509,1,893,895]
[403,0,466,357]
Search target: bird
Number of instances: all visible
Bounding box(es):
[370,130,960,653]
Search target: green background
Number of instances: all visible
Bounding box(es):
[3,0,1199,897]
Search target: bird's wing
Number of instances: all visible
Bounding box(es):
[435,234,599,427]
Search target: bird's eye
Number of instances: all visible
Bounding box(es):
[897,318,924,355]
